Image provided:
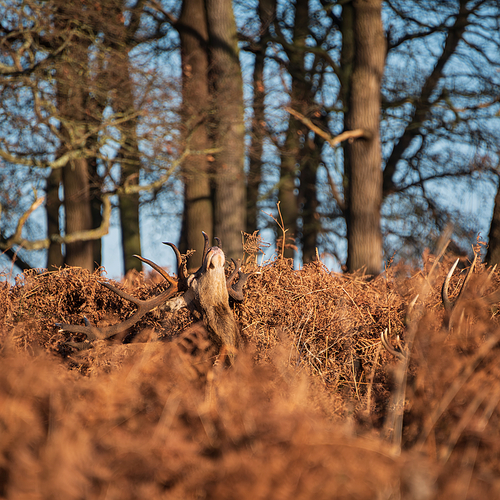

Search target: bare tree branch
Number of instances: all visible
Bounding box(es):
[383,0,472,196]
[325,167,346,213]
[115,147,222,196]
[285,107,369,146]
[0,196,112,251]
[9,196,45,244]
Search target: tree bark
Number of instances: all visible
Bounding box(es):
[87,148,103,269]
[101,1,143,274]
[62,158,94,268]
[114,60,142,274]
[299,138,321,264]
[292,0,321,264]
[117,128,142,274]
[246,38,265,235]
[57,53,94,270]
[177,0,213,268]
[45,167,63,269]
[278,126,299,260]
[278,0,310,260]
[344,0,384,275]
[46,3,95,270]
[247,0,273,235]
[486,177,500,265]
[206,0,246,261]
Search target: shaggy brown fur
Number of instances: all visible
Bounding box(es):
[189,246,240,352]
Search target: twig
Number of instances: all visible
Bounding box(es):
[285,107,369,146]
[325,167,346,212]
[11,194,45,243]
[262,201,289,260]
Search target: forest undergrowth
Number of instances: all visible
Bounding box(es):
[1,237,500,499]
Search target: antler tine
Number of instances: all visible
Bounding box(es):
[489,264,497,278]
[380,329,406,362]
[226,258,241,286]
[226,258,251,302]
[406,294,419,324]
[214,237,222,248]
[442,255,477,313]
[442,258,459,313]
[133,255,177,286]
[163,241,189,283]
[458,253,477,298]
[201,231,210,264]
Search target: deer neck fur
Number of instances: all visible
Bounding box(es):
[192,247,240,350]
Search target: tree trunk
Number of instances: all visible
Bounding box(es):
[117,143,142,274]
[88,152,102,269]
[177,0,213,268]
[113,56,142,274]
[86,21,110,271]
[299,137,321,264]
[57,54,94,270]
[49,4,95,271]
[278,0,310,260]
[278,128,299,259]
[486,177,500,265]
[45,167,63,269]
[96,0,143,274]
[292,0,321,264]
[246,40,265,235]
[344,0,384,276]
[206,0,246,261]
[62,158,94,268]
[247,0,273,235]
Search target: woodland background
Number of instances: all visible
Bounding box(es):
[1,0,500,276]
[3,2,500,498]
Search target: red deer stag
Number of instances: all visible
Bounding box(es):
[57,232,249,359]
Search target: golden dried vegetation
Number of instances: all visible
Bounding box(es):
[1,237,500,499]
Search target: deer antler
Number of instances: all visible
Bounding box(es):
[57,232,250,354]
[441,254,477,313]
[380,294,419,361]
[381,329,406,362]
[56,242,188,348]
